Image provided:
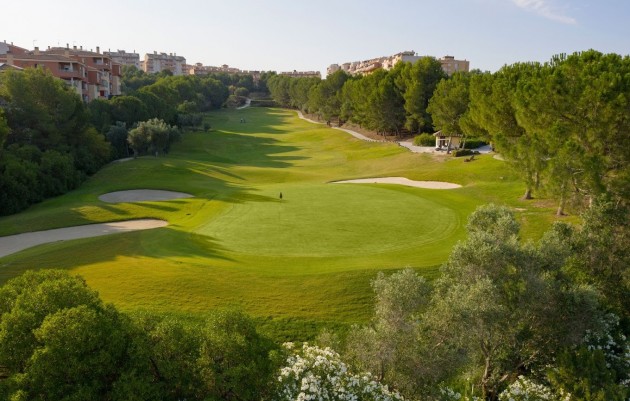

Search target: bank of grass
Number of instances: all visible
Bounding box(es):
[0,107,559,340]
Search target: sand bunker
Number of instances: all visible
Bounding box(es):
[332,177,461,189]
[0,219,168,258]
[99,189,193,203]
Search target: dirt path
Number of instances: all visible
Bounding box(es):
[0,219,168,258]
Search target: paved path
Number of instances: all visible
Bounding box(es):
[295,111,493,155]
[0,219,168,258]
[236,98,252,109]
[296,111,383,142]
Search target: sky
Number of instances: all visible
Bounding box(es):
[3,0,630,76]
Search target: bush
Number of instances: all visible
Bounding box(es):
[250,99,278,107]
[276,343,404,401]
[452,149,475,157]
[462,138,488,149]
[413,133,435,146]
[224,95,247,108]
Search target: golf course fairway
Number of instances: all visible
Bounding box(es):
[0,107,557,340]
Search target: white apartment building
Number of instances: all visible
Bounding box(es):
[143,51,187,75]
[328,51,469,76]
[104,50,140,69]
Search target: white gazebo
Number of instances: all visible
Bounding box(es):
[433,130,463,151]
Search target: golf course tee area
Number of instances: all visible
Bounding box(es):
[0,107,556,339]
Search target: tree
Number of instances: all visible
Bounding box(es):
[0,110,9,148]
[427,72,473,152]
[127,118,179,157]
[267,74,292,107]
[564,197,630,319]
[125,313,205,401]
[422,204,602,399]
[110,95,150,127]
[0,67,110,213]
[308,70,349,122]
[514,51,630,213]
[197,310,277,401]
[398,57,447,133]
[548,347,628,401]
[466,65,546,200]
[346,269,430,392]
[87,98,113,133]
[20,305,129,401]
[0,270,103,373]
[0,270,136,401]
[127,124,151,157]
[106,122,131,159]
[366,70,405,136]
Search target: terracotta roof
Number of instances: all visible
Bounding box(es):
[0,63,24,71]
[0,53,80,63]
[44,48,107,57]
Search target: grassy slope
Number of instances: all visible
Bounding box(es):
[0,107,561,340]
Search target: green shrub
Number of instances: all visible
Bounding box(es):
[462,138,488,149]
[250,99,278,107]
[413,133,435,146]
[452,149,474,157]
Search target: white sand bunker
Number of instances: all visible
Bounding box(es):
[99,189,193,203]
[0,219,168,258]
[332,177,461,189]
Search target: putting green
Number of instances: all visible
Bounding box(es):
[197,184,457,257]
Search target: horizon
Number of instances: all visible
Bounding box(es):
[3,0,630,76]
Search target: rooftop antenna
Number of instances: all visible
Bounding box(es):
[32,39,37,48]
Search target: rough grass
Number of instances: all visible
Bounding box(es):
[0,107,559,340]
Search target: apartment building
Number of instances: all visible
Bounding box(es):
[328,51,469,76]
[279,70,321,79]
[43,45,122,101]
[143,51,186,75]
[0,42,87,99]
[187,63,263,83]
[104,49,140,69]
[1,41,122,102]
[439,55,470,75]
[188,63,241,75]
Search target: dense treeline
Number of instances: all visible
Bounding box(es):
[0,270,278,401]
[0,69,110,215]
[0,201,627,400]
[0,65,250,215]
[267,57,447,135]
[463,51,630,214]
[268,50,630,215]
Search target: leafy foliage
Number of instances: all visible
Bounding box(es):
[0,68,109,214]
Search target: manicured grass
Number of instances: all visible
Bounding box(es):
[0,107,560,340]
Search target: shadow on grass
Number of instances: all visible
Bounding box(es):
[0,228,234,284]
[212,107,299,135]
[0,108,308,239]
[193,130,308,168]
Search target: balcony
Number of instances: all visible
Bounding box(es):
[56,68,83,80]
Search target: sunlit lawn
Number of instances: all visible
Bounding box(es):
[0,107,560,340]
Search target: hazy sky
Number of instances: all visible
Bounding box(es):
[3,0,629,76]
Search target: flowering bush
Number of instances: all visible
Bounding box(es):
[498,376,569,401]
[275,343,404,401]
[439,386,481,401]
[583,313,630,386]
